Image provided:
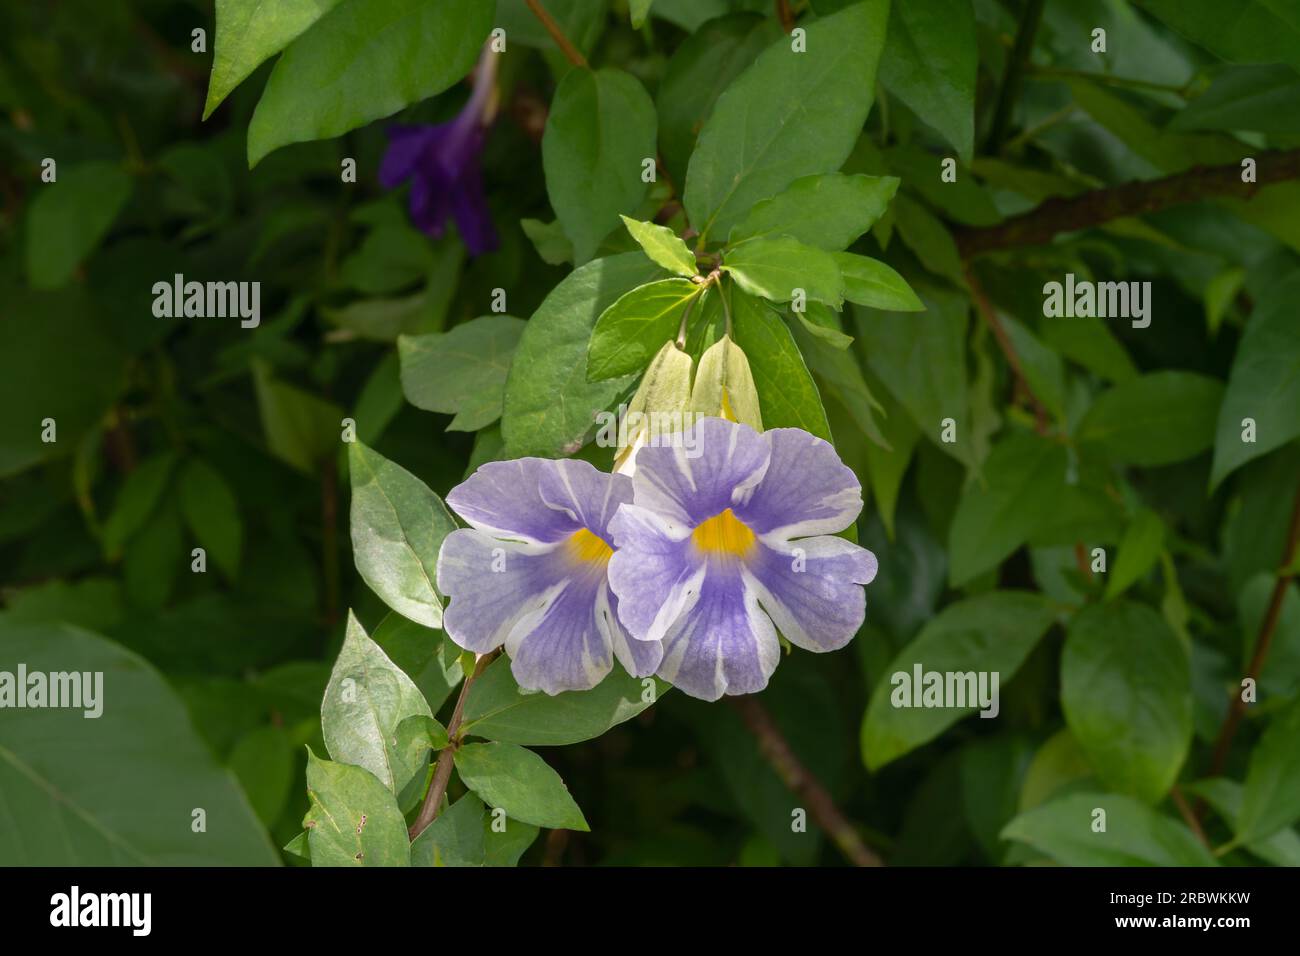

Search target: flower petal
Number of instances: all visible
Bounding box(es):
[631,417,769,527]
[436,529,567,653]
[747,536,878,652]
[445,458,581,543]
[656,568,780,701]
[379,125,437,188]
[608,503,704,644]
[737,427,863,539]
[448,161,498,256]
[598,582,662,677]
[505,575,613,695]
[536,458,631,541]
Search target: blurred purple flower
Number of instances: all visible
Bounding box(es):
[380,47,499,256]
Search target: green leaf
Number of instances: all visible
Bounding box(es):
[409,792,539,866]
[1000,317,1067,424]
[101,452,178,559]
[728,173,899,250]
[1061,601,1192,804]
[252,362,343,473]
[521,217,574,266]
[861,591,1057,770]
[835,252,923,311]
[246,0,494,165]
[229,725,293,828]
[542,68,657,263]
[861,367,920,538]
[177,458,242,580]
[410,793,486,866]
[1237,699,1300,843]
[853,285,971,463]
[656,13,782,185]
[731,290,831,441]
[794,302,854,349]
[1079,371,1225,467]
[338,222,437,296]
[620,215,697,277]
[454,742,589,831]
[501,253,665,457]
[788,307,886,446]
[303,749,410,866]
[891,193,964,284]
[1189,778,1300,866]
[1171,65,1300,135]
[1018,729,1094,813]
[879,0,977,162]
[25,161,133,289]
[348,441,457,629]
[1211,271,1300,487]
[461,656,664,746]
[586,278,701,381]
[1105,510,1165,601]
[723,237,844,307]
[0,619,278,864]
[398,316,525,432]
[371,613,463,714]
[947,430,1118,586]
[321,611,440,795]
[1038,315,1137,384]
[1002,792,1217,866]
[683,0,890,244]
[204,0,346,118]
[1135,0,1300,72]
[0,287,128,478]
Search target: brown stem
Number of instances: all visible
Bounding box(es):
[409,651,498,840]
[957,148,1300,259]
[729,695,883,867]
[966,267,1050,434]
[776,0,795,33]
[1204,480,1300,780]
[1171,785,1211,849]
[524,0,588,68]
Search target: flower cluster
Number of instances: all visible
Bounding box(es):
[436,417,878,701]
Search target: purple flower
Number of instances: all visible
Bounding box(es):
[436,458,663,695]
[380,47,498,256]
[608,418,878,701]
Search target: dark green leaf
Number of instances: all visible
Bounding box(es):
[461,656,664,746]
[542,68,657,263]
[683,0,890,244]
[723,237,844,307]
[731,290,831,440]
[1061,601,1191,804]
[1079,371,1224,467]
[247,0,493,165]
[1002,792,1216,866]
[861,591,1057,769]
[25,162,132,289]
[587,278,701,381]
[454,742,589,831]
[728,173,899,250]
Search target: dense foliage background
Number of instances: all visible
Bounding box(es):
[2,0,1299,867]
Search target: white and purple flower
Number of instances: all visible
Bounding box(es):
[608,417,878,701]
[437,457,662,695]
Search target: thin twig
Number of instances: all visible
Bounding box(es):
[966,267,1050,434]
[730,695,883,867]
[524,0,588,68]
[957,148,1300,258]
[1205,481,1300,780]
[1171,785,1211,849]
[409,651,498,840]
[776,0,795,33]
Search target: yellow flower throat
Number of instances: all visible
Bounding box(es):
[691,508,756,560]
